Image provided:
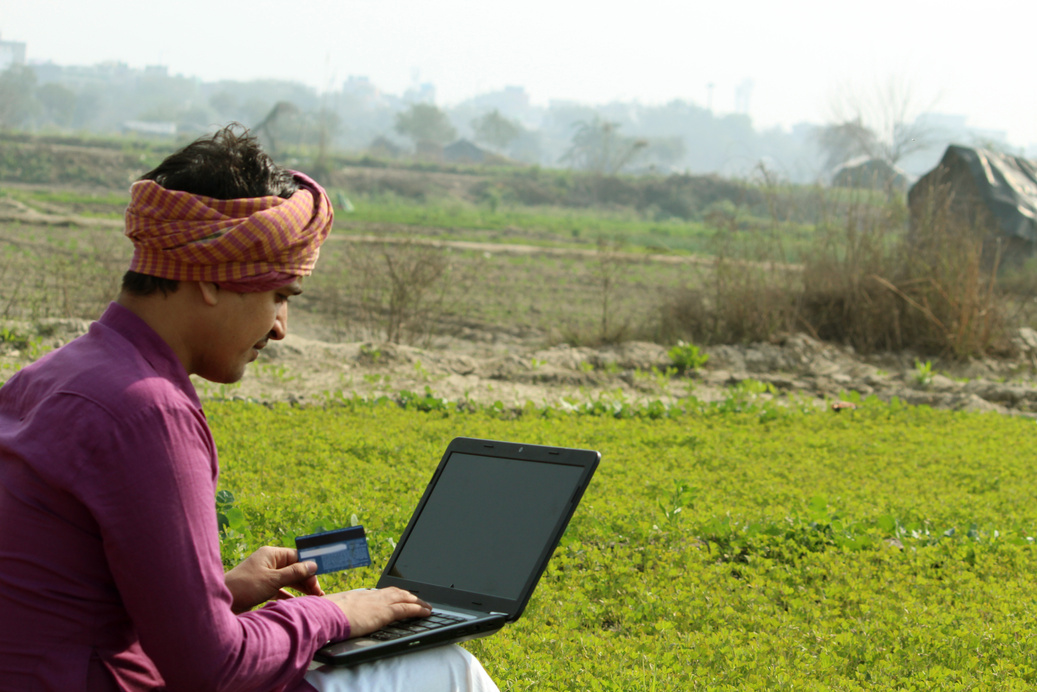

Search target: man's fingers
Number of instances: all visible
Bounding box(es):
[325,587,433,636]
[283,560,318,582]
[297,576,325,597]
[395,600,433,617]
[275,561,323,595]
[383,586,431,611]
[380,588,432,619]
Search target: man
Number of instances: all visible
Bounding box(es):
[0,126,498,692]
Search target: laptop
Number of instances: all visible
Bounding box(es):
[313,436,600,667]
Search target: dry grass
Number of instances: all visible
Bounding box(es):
[654,184,1025,360]
[798,188,1013,359]
[1,181,1030,361]
[0,223,126,321]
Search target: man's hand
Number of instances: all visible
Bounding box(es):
[224,546,323,614]
[325,587,432,638]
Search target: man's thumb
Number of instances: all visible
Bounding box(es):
[282,560,318,584]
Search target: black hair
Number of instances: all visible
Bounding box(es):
[122,272,180,297]
[122,124,299,296]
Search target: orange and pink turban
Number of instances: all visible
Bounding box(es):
[124,171,333,292]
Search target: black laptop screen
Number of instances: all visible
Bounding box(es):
[388,452,585,600]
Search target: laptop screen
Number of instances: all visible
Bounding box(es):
[387,451,586,600]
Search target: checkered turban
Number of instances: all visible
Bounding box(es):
[124,171,333,292]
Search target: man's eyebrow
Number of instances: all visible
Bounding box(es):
[284,282,304,295]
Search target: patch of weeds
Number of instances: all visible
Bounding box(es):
[668,340,709,374]
[658,480,697,527]
[215,489,252,566]
[0,325,49,359]
[914,359,934,387]
[193,378,244,400]
[252,362,295,384]
[359,344,383,362]
[395,386,450,412]
[654,366,678,388]
[633,366,679,392]
[713,379,779,416]
[0,326,30,348]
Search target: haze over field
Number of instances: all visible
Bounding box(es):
[2,0,1033,146]
[1,0,1035,180]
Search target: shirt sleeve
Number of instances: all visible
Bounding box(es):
[63,394,350,692]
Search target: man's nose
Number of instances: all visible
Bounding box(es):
[270,302,288,340]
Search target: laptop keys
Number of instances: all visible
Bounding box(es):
[368,611,466,640]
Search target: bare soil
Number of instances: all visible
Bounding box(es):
[4,311,1036,417]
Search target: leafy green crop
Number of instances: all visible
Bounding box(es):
[211,398,1037,689]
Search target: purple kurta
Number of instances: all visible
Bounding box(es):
[0,303,350,691]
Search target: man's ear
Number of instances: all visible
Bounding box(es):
[198,281,221,307]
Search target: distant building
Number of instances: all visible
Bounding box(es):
[462,86,531,115]
[443,139,491,164]
[122,120,177,137]
[0,32,27,70]
[343,76,381,102]
[831,156,913,192]
[367,135,403,159]
[403,82,436,105]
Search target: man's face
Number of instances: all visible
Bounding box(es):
[195,279,303,384]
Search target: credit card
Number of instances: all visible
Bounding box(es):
[295,525,372,575]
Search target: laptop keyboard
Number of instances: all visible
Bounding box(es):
[367,611,467,641]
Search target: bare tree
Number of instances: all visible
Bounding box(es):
[346,238,452,345]
[252,101,299,156]
[592,238,627,343]
[560,118,647,175]
[815,120,878,172]
[819,76,939,170]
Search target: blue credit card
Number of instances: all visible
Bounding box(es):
[295,525,372,575]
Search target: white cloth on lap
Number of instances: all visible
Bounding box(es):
[304,645,500,692]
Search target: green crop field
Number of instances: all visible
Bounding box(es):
[211,395,1037,690]
[338,193,727,254]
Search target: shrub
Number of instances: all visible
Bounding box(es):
[799,188,1011,358]
[658,255,799,346]
[325,236,454,345]
[658,183,1014,360]
[667,340,709,374]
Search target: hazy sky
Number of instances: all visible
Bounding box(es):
[2,0,1035,146]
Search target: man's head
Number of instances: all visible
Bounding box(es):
[117,124,333,383]
[122,125,309,297]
